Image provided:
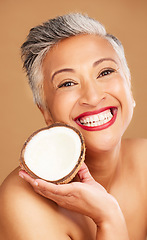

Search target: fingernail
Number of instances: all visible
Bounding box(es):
[34,180,38,186]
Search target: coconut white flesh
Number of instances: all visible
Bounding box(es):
[24,126,82,181]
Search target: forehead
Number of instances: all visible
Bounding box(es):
[42,34,120,72]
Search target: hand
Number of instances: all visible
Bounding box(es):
[19,163,118,225]
[19,164,129,239]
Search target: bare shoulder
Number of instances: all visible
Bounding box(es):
[0,168,71,240]
[122,138,147,189]
[121,138,147,232]
[123,138,147,163]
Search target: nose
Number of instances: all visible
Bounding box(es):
[78,81,105,107]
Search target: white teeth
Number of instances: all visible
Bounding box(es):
[99,114,104,121]
[79,109,113,127]
[95,115,99,121]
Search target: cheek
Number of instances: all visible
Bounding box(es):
[122,87,134,124]
[105,77,133,120]
[49,92,78,122]
[105,77,131,103]
[115,81,134,126]
[105,77,123,95]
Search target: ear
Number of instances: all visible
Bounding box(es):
[130,89,136,108]
[37,104,54,126]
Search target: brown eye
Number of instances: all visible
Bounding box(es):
[98,69,115,78]
[58,81,77,88]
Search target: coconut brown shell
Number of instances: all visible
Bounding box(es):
[20,123,85,184]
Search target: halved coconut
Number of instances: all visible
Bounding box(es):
[20,123,85,184]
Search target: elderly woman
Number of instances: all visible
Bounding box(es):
[0,13,147,240]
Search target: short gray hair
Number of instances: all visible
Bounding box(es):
[21,13,131,108]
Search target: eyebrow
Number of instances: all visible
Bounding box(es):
[51,68,75,81]
[51,58,117,81]
[93,58,117,67]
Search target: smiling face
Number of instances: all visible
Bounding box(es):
[41,34,134,152]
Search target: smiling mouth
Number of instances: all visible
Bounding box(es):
[75,107,117,131]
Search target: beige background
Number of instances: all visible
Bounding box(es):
[0,0,147,184]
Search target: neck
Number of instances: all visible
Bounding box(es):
[85,141,122,191]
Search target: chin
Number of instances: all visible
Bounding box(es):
[85,134,122,154]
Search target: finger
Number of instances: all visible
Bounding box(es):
[78,162,95,185]
[19,170,39,187]
[35,178,77,197]
[19,170,75,196]
[19,170,60,199]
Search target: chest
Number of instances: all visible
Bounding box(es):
[60,173,146,240]
[110,178,146,240]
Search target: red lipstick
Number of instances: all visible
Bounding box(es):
[74,107,117,131]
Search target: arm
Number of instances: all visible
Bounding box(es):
[0,169,71,240]
[19,164,129,240]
